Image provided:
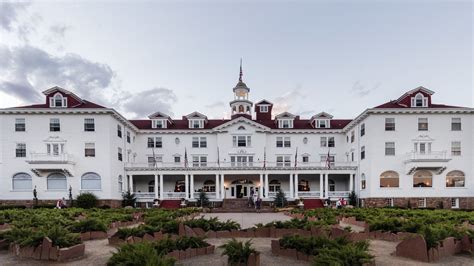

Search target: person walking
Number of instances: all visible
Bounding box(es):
[255,197,262,213]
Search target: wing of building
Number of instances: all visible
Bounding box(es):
[0,76,473,209]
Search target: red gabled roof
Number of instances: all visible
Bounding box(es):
[12,100,106,109]
[374,100,463,109]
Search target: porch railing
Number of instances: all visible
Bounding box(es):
[162,192,186,199]
[267,191,291,198]
[193,192,217,199]
[297,191,321,198]
[328,191,350,198]
[125,161,357,169]
[134,192,156,201]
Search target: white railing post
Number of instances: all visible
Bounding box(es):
[159,174,164,200]
[289,174,294,199]
[259,173,263,198]
[294,173,299,199]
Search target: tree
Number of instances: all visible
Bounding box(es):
[76,192,98,209]
[348,191,357,207]
[122,191,136,207]
[197,191,210,207]
[273,190,288,208]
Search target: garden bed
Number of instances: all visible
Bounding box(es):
[9,237,85,262]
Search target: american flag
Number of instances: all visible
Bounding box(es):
[294,147,298,170]
[326,149,331,170]
[184,147,188,169]
[263,147,266,170]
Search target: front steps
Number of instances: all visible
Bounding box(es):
[212,198,273,213]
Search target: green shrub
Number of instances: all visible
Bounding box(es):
[122,191,136,207]
[220,238,257,266]
[75,192,98,209]
[69,218,107,233]
[4,225,81,248]
[197,191,210,207]
[107,242,175,266]
[184,217,240,231]
[273,190,288,208]
[312,241,373,266]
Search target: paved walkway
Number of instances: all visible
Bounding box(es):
[201,212,292,229]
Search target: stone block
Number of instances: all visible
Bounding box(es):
[80,232,91,241]
[178,223,185,236]
[185,225,196,237]
[41,237,52,260]
[395,235,429,262]
[167,250,179,260]
[192,227,206,237]
[248,252,260,266]
[255,227,270,238]
[440,237,456,256]
[33,245,42,260]
[185,248,192,258]
[216,230,231,238]
[154,231,164,240]
[231,229,240,238]
[206,245,215,254]
[196,247,206,256]
[143,233,154,242]
[349,232,369,242]
[91,231,108,240]
[49,246,59,260]
[428,247,439,262]
[330,226,349,239]
[205,230,216,238]
[271,240,280,254]
[178,250,187,260]
[133,236,142,243]
[0,239,9,250]
[190,248,197,258]
[57,243,85,262]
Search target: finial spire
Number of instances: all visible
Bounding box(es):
[239,58,243,82]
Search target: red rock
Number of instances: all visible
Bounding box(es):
[132,236,142,243]
[184,225,196,237]
[41,237,52,260]
[441,237,456,256]
[248,252,260,266]
[49,246,59,260]
[57,244,85,262]
[91,231,108,240]
[192,227,206,237]
[395,235,429,262]
[33,245,42,260]
[196,247,206,256]
[271,240,280,254]
[143,233,154,242]
[81,232,91,241]
[206,245,215,254]
[216,230,231,238]
[206,230,216,238]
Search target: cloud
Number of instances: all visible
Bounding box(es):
[122,87,177,119]
[271,86,305,116]
[0,45,115,103]
[0,1,29,31]
[205,101,225,109]
[49,24,70,38]
[352,81,381,97]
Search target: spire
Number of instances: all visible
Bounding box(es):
[239,58,243,82]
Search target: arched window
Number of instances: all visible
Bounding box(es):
[413,170,432,187]
[174,180,185,192]
[51,93,67,107]
[118,175,123,192]
[446,171,465,187]
[361,174,366,189]
[246,106,250,112]
[328,179,335,192]
[47,173,67,190]
[203,180,216,192]
[238,105,244,113]
[148,180,155,193]
[412,93,427,107]
[380,171,399,188]
[12,173,32,191]
[81,172,101,190]
[269,180,281,192]
[238,126,246,130]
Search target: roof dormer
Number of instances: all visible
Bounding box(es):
[185,112,208,129]
[43,86,83,108]
[255,100,273,121]
[311,112,333,128]
[50,92,68,108]
[275,112,296,129]
[148,112,172,129]
[411,93,428,107]
[396,86,434,108]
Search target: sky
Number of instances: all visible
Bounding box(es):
[0,0,472,120]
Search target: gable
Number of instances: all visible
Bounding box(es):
[213,116,270,132]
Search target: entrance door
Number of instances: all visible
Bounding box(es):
[230,179,256,199]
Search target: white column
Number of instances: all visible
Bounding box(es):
[215,174,220,199]
[349,174,354,192]
[264,173,269,198]
[129,175,134,192]
[294,173,299,199]
[289,174,294,199]
[319,173,324,199]
[190,174,194,199]
[184,174,189,199]
[159,174,164,200]
[324,173,329,199]
[220,174,225,199]
[154,174,159,199]
[259,173,264,198]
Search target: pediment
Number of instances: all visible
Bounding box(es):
[213,116,270,132]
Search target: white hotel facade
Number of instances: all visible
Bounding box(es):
[0,74,473,209]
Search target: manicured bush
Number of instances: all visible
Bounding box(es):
[184,217,240,231]
[4,225,81,248]
[107,241,175,266]
[273,190,288,208]
[313,240,373,266]
[75,192,98,209]
[69,218,108,233]
[197,191,210,207]
[220,238,257,266]
[122,191,136,207]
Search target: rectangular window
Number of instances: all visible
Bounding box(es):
[16,143,26,157]
[351,152,354,162]
[126,132,131,143]
[278,119,293,128]
[320,137,327,147]
[230,156,254,167]
[360,123,365,136]
[147,137,154,148]
[117,125,122,138]
[84,118,95,132]
[15,118,26,132]
[118,148,122,161]
[317,120,328,128]
[276,155,291,167]
[234,136,251,147]
[174,156,181,163]
[192,137,207,148]
[451,198,459,209]
[302,155,309,163]
[190,120,203,128]
[361,146,365,160]
[155,137,162,148]
[148,156,162,167]
[50,118,60,132]
[351,131,355,143]
[155,120,164,128]
[418,198,426,208]
[418,118,428,131]
[192,156,207,167]
[85,143,95,157]
[320,155,335,167]
[385,118,395,131]
[451,118,461,131]
[260,105,268,112]
[276,137,290,147]
[451,141,461,156]
[385,142,395,156]
[328,137,335,147]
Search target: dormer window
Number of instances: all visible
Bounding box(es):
[316,119,330,128]
[278,119,293,129]
[411,93,428,107]
[189,119,204,129]
[259,105,269,113]
[50,93,67,108]
[152,119,167,129]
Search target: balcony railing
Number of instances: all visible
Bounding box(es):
[162,192,186,199]
[27,153,75,164]
[297,191,321,198]
[125,161,357,170]
[193,192,217,199]
[134,192,156,201]
[404,151,449,162]
[328,191,350,198]
[267,191,291,198]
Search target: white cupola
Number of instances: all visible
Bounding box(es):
[230,60,253,118]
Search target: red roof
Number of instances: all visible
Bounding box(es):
[13,100,106,109]
[130,117,352,130]
[374,100,463,109]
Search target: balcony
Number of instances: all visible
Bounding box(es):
[125,161,357,171]
[404,151,450,175]
[27,153,75,165]
[135,192,156,202]
[27,153,75,177]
